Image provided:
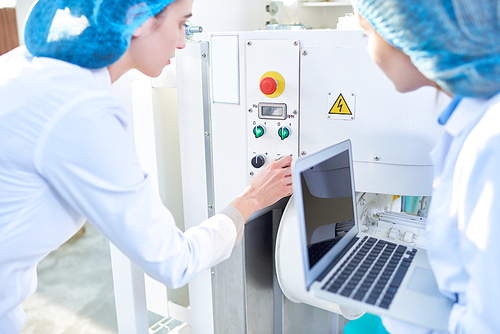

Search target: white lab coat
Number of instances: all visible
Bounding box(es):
[0,47,243,333]
[383,93,500,333]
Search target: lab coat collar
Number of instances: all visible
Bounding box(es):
[91,67,112,88]
[438,96,462,125]
[440,96,493,137]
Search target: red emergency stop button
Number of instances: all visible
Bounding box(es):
[259,71,285,98]
[260,77,278,95]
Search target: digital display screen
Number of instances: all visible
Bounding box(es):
[300,150,355,268]
[262,106,283,117]
[259,103,287,120]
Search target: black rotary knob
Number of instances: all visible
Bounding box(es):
[251,154,266,168]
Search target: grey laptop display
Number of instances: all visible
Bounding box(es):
[293,139,453,331]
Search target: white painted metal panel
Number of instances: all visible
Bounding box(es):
[299,36,449,195]
[110,244,149,334]
[211,35,240,104]
[245,39,300,178]
[176,41,214,334]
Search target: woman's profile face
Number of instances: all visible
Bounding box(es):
[127,0,194,77]
[356,12,435,93]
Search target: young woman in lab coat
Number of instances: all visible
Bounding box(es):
[353,0,500,333]
[0,0,293,332]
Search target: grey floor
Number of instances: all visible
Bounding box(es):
[19,223,187,334]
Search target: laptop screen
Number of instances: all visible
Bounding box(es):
[293,140,358,288]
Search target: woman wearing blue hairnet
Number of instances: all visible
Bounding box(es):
[353,0,500,333]
[0,0,293,332]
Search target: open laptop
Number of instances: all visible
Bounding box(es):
[293,139,453,331]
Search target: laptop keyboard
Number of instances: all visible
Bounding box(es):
[308,238,342,268]
[322,236,417,309]
[308,220,356,268]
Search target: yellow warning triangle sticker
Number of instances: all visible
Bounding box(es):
[329,94,352,115]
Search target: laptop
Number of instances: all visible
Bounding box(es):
[293,139,453,331]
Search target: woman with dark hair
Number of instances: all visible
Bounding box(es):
[0,1,293,332]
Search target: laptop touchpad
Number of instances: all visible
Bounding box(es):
[406,267,441,297]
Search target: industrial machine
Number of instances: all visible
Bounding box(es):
[110,20,450,334]
[174,25,449,333]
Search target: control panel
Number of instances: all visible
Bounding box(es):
[246,40,300,178]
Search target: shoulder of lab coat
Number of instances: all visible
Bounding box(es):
[32,69,238,288]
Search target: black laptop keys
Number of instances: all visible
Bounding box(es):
[322,236,417,309]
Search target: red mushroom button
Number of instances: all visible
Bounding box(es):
[260,77,278,95]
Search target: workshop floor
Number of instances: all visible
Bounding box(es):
[19,223,185,334]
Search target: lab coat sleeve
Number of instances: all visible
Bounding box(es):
[34,93,238,288]
[381,316,436,334]
[219,206,245,247]
[450,113,500,333]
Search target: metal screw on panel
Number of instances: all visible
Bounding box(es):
[208,205,213,210]
[293,110,298,115]
[266,2,279,15]
[249,171,254,176]
[301,151,307,156]
[248,108,253,113]
[201,53,206,58]
[293,41,299,46]
[374,156,380,161]
[247,41,252,46]
[302,50,308,56]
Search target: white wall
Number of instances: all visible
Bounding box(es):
[190,0,353,36]
[14,0,34,45]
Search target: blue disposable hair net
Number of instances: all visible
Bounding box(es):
[25,0,176,69]
[354,0,500,98]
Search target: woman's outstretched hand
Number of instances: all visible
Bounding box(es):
[229,156,293,222]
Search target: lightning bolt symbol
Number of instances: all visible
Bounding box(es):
[338,100,343,113]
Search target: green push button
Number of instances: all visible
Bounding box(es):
[278,126,290,140]
[253,125,265,138]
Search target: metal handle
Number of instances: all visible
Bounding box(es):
[185,22,203,39]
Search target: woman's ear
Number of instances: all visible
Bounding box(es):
[132,24,144,38]
[131,16,155,38]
